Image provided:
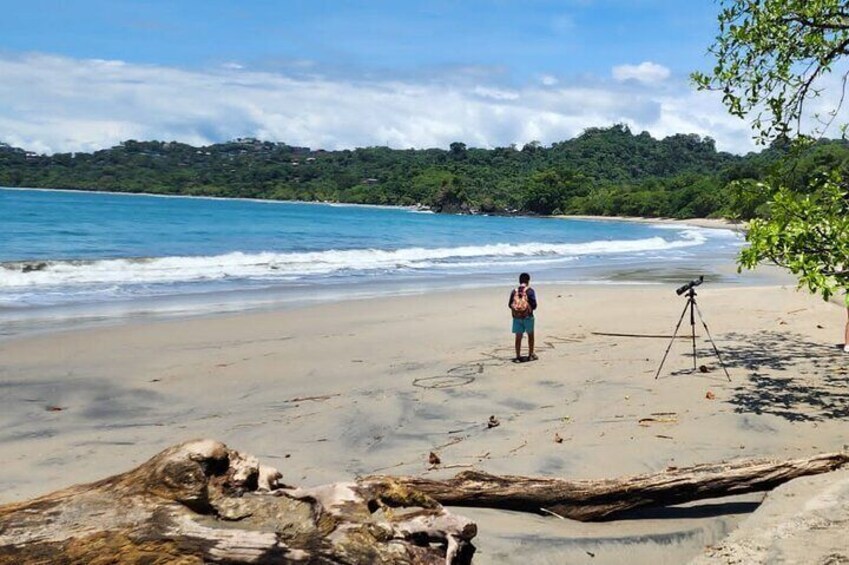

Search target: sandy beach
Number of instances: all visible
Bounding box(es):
[560,214,746,232]
[2,280,848,563]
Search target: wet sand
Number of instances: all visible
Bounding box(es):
[1,282,847,563]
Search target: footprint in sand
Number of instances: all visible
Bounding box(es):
[412,334,587,389]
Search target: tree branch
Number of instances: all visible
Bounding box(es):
[372,452,849,521]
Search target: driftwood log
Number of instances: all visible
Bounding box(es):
[2,441,847,564]
[372,452,849,521]
[0,440,476,565]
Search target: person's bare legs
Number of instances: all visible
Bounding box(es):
[515,333,523,359]
[844,307,849,352]
[528,332,536,360]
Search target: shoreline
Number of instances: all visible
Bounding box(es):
[0,262,794,343]
[0,185,418,211]
[2,281,847,563]
[560,213,745,232]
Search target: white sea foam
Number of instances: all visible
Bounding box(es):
[651,224,740,238]
[0,233,707,290]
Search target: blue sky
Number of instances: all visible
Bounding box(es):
[1,1,719,79]
[0,1,784,154]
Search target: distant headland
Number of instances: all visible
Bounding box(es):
[2,124,847,219]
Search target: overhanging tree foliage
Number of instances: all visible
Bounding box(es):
[740,174,849,300]
[692,0,849,143]
[694,0,849,301]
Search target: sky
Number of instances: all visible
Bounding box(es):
[0,1,794,155]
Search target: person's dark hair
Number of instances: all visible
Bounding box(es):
[519,272,530,284]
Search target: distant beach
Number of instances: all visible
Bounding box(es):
[561,214,745,232]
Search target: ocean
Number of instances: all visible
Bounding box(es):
[0,187,744,336]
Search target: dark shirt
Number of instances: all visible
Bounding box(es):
[508,286,537,314]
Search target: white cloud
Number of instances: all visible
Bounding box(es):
[473,86,520,101]
[0,52,787,156]
[540,74,559,86]
[612,61,671,84]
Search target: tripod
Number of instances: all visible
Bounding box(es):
[654,286,731,381]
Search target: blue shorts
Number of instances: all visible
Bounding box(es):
[512,316,535,334]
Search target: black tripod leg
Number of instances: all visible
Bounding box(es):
[690,299,697,371]
[654,299,690,379]
[693,301,731,381]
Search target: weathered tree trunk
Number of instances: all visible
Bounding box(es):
[2,442,846,564]
[372,452,849,521]
[0,440,476,565]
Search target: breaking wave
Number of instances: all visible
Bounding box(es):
[1,231,707,289]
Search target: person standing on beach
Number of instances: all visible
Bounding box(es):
[509,273,537,362]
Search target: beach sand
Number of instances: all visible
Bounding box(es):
[2,281,848,563]
[558,214,746,232]
[663,218,745,231]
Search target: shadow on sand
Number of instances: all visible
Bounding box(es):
[705,331,849,422]
[613,500,762,521]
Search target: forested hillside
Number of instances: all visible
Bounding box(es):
[3,124,849,218]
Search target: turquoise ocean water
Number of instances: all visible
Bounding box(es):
[0,187,744,336]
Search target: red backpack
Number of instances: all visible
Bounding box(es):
[511,285,531,319]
